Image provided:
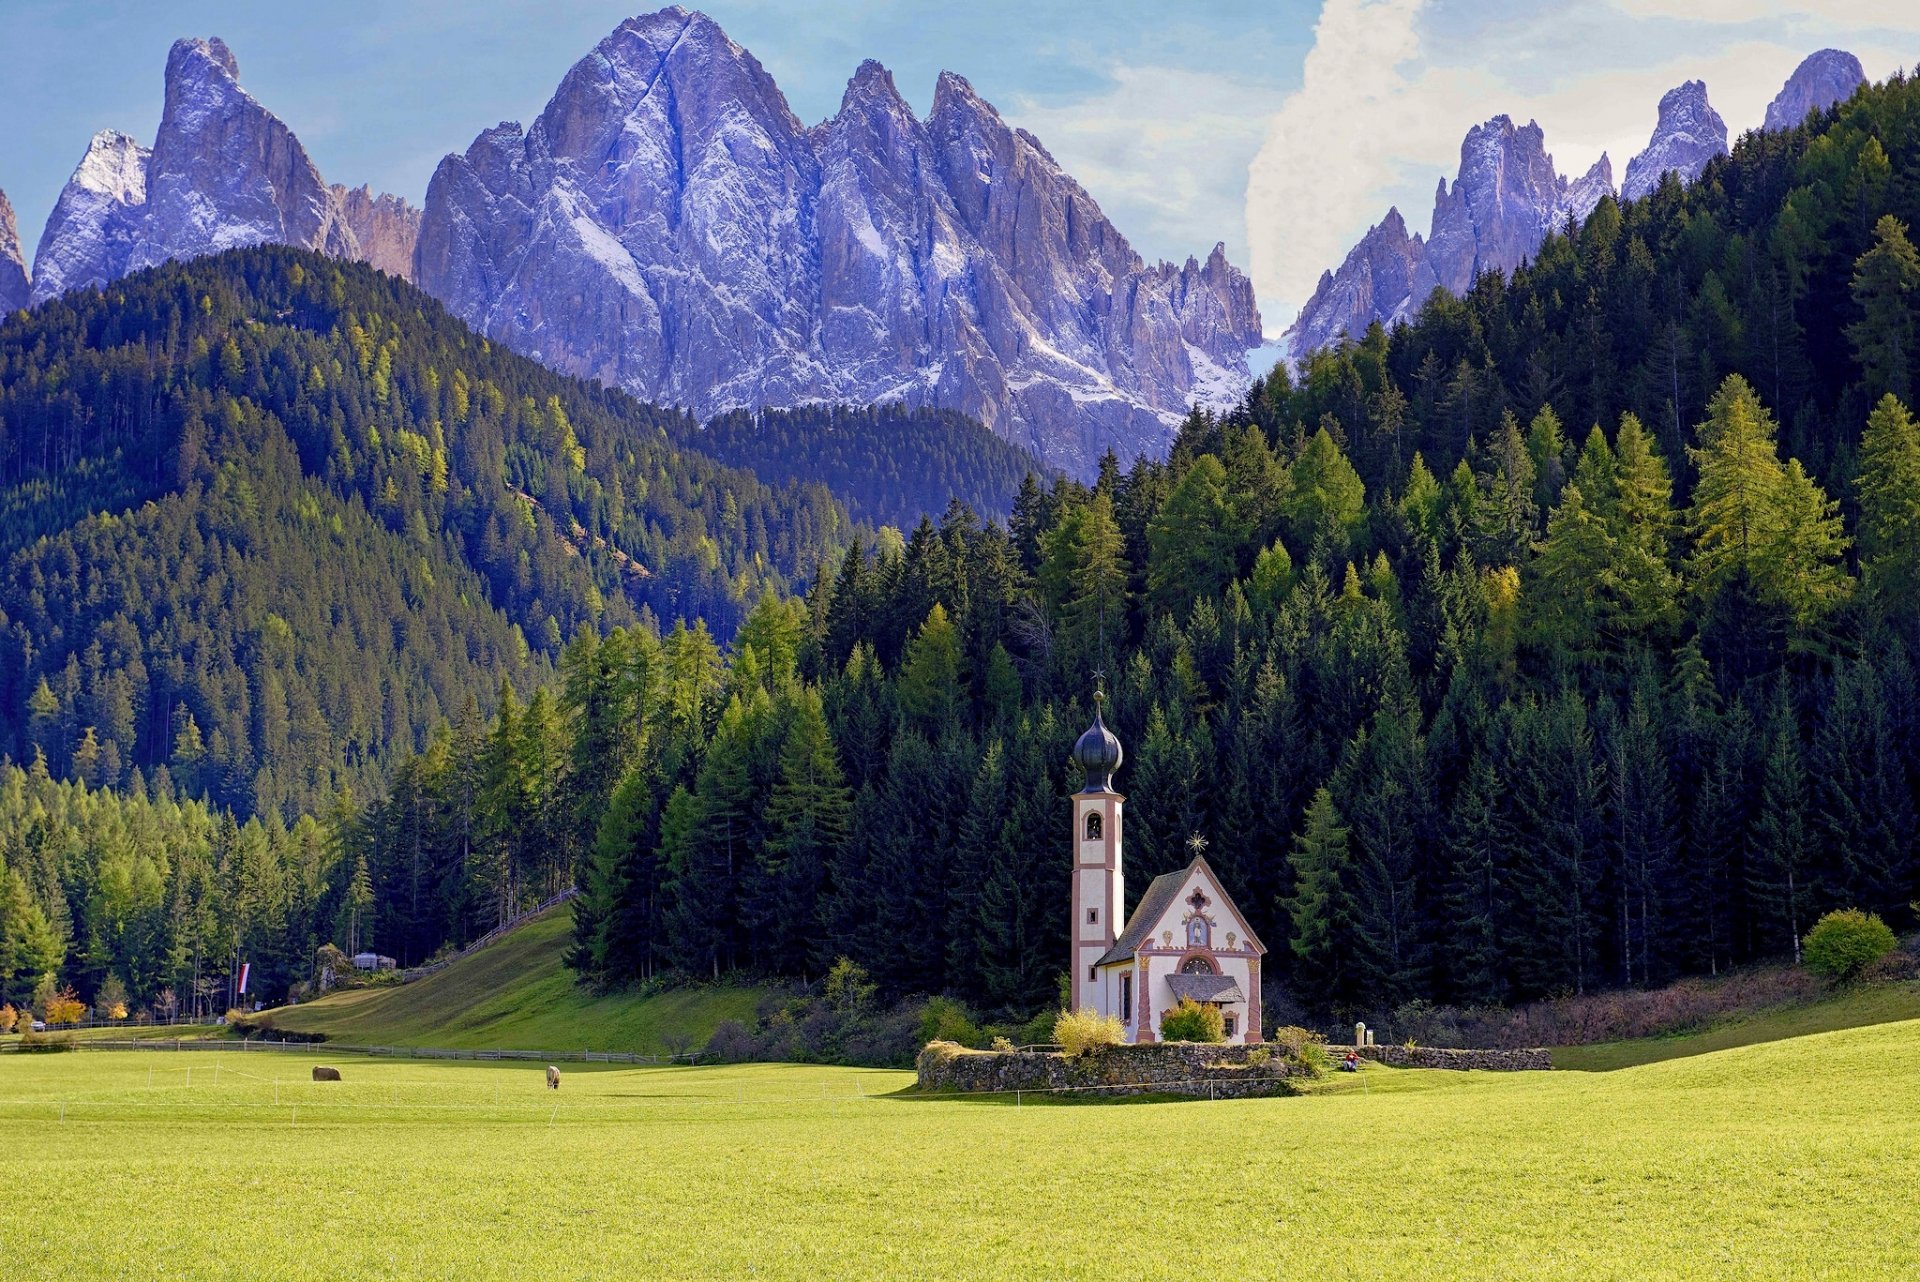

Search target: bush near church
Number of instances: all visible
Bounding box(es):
[1054,1008,1125,1056]
[1159,997,1226,1043]
[1803,910,1897,981]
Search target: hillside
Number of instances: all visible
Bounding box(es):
[0,247,850,817]
[261,908,762,1055]
[681,404,1047,529]
[1552,979,1920,1071]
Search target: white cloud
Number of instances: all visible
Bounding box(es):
[1247,0,1920,335]
[1246,0,1470,332]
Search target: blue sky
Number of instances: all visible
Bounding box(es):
[2,2,1916,332]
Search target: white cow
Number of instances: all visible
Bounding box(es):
[546,1065,561,1090]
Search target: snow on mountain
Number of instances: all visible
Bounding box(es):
[414,8,1262,476]
[1764,49,1865,133]
[31,38,413,304]
[0,189,30,312]
[1621,80,1727,203]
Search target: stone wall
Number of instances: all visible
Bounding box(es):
[915,1041,1302,1099]
[1334,1044,1552,1071]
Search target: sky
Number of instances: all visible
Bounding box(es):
[0,1,1916,336]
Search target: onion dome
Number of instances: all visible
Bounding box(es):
[1072,691,1123,792]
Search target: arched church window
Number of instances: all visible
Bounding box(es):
[1180,955,1215,975]
[1085,812,1102,841]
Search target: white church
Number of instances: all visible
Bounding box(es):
[1068,693,1265,1044]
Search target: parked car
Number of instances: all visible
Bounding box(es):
[29,1020,46,1032]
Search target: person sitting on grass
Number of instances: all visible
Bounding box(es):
[1341,1050,1360,1073]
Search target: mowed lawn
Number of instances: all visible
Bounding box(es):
[264,909,763,1055]
[3,1021,1918,1280]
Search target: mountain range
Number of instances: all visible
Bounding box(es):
[9,11,1261,480]
[1284,49,1866,358]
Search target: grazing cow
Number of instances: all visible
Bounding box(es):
[546,1065,561,1090]
[312,1066,341,1082]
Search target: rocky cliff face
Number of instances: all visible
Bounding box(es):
[414,9,1261,476]
[1286,208,1436,358]
[0,190,29,312]
[31,37,410,304]
[1425,116,1566,295]
[1621,80,1728,203]
[30,130,150,304]
[1286,115,1611,357]
[333,185,420,281]
[1764,49,1865,133]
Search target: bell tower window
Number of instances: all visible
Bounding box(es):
[1085,812,1102,841]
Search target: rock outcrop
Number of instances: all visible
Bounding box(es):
[29,130,150,304]
[1287,208,1436,358]
[1286,115,1612,357]
[1764,49,1865,132]
[1621,80,1728,203]
[415,9,1261,476]
[332,184,420,281]
[1425,116,1566,295]
[0,190,29,312]
[31,37,411,304]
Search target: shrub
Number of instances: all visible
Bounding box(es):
[704,1019,759,1063]
[824,957,876,1014]
[45,987,86,1026]
[917,996,982,1048]
[1804,910,1898,981]
[0,1003,16,1034]
[1298,1042,1332,1075]
[1159,997,1225,1043]
[1053,1008,1124,1056]
[1015,1010,1057,1047]
[1267,1025,1318,1057]
[1245,1046,1271,1068]
[95,974,130,1021]
[990,1036,1015,1053]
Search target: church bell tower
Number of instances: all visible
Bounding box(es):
[1069,689,1124,1015]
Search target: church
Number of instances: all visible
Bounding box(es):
[1068,693,1265,1044]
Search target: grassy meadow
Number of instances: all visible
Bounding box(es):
[261,909,763,1055]
[3,1018,1918,1280]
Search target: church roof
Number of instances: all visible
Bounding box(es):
[1094,854,1267,967]
[1167,973,1246,1005]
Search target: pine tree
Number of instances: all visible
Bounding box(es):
[1440,755,1506,1005]
[1749,682,1813,964]
[1285,788,1354,1010]
[1856,394,1920,615]
[1146,456,1244,618]
[760,688,851,976]
[1847,214,1920,400]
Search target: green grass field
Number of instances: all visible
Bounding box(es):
[262,908,763,1055]
[4,1018,1918,1280]
[1553,980,1920,1071]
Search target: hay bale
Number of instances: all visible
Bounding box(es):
[311,1065,341,1082]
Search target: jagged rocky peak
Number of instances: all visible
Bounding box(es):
[416,7,1261,477]
[30,130,151,304]
[1285,207,1436,360]
[0,188,33,312]
[1425,114,1566,295]
[1285,111,1617,358]
[332,185,420,281]
[129,36,357,273]
[1556,153,1614,224]
[1765,49,1865,132]
[1621,80,1727,203]
[30,35,412,304]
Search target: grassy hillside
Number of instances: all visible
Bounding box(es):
[1553,980,1920,1071]
[10,1019,1920,1278]
[263,908,762,1055]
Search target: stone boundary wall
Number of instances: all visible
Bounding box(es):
[1333,1044,1552,1071]
[916,1041,1302,1099]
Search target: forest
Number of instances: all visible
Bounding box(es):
[4,69,1920,1025]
